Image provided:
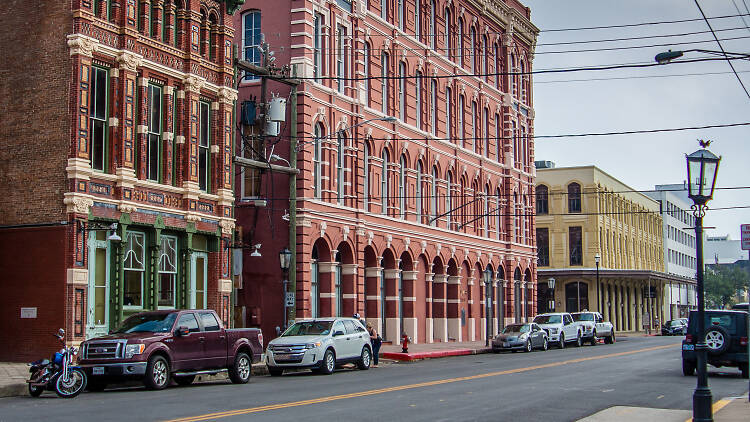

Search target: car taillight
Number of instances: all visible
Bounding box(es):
[741,337,748,347]
[686,334,693,343]
[259,333,263,347]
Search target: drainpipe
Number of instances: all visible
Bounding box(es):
[287,65,298,326]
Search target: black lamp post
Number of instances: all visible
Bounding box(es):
[484,268,493,347]
[686,142,721,422]
[279,247,292,330]
[547,278,555,313]
[595,253,601,313]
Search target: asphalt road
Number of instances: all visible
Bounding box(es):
[1,336,747,422]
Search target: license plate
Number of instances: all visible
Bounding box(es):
[92,367,104,375]
[275,353,290,360]
[682,344,695,351]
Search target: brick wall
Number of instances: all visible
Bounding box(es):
[0,0,71,225]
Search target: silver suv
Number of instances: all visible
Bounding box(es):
[266,317,372,376]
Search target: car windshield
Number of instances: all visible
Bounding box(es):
[572,313,594,322]
[670,320,684,327]
[113,313,177,333]
[533,315,561,324]
[502,324,530,334]
[281,321,333,337]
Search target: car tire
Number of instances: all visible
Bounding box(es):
[590,331,598,346]
[525,340,532,353]
[575,332,582,347]
[704,326,730,355]
[86,379,108,391]
[542,338,549,351]
[605,331,615,344]
[682,359,696,376]
[741,363,749,379]
[558,333,565,349]
[357,347,372,370]
[229,352,252,384]
[320,349,336,375]
[144,355,170,390]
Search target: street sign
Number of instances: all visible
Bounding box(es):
[741,224,750,250]
[285,292,295,308]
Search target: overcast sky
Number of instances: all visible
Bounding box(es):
[525,0,750,242]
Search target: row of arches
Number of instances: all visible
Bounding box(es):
[304,237,536,344]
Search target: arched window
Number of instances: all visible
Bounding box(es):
[399,155,407,219]
[520,60,527,103]
[430,79,437,135]
[364,143,370,210]
[382,52,390,115]
[313,13,323,83]
[496,187,502,240]
[446,172,454,229]
[494,43,500,89]
[470,26,477,74]
[364,43,370,106]
[444,8,451,58]
[511,53,517,96]
[337,131,345,204]
[512,120,517,167]
[458,94,464,145]
[484,187,490,238]
[536,185,549,214]
[483,107,489,157]
[399,61,406,121]
[415,0,421,40]
[398,0,404,30]
[471,101,477,153]
[415,70,422,129]
[514,192,520,242]
[495,112,501,163]
[568,182,581,213]
[416,161,423,223]
[431,166,438,227]
[482,34,488,81]
[313,123,323,198]
[381,149,390,215]
[445,87,453,139]
[429,0,436,49]
[381,0,387,20]
[457,18,464,67]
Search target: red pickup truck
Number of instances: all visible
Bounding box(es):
[79,309,263,391]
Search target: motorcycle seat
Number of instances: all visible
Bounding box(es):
[30,359,49,366]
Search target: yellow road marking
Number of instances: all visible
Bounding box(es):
[683,398,734,422]
[166,343,678,422]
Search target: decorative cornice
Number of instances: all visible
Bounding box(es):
[117,51,143,72]
[217,86,238,105]
[183,74,207,94]
[67,34,99,58]
[63,194,94,215]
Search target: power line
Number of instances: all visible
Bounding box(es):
[535,69,750,84]
[694,0,750,101]
[535,34,750,55]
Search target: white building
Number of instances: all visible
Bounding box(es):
[645,184,698,319]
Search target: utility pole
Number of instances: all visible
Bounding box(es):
[233,42,301,331]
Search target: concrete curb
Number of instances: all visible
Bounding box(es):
[382,347,492,362]
[0,383,27,398]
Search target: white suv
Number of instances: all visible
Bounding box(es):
[533,313,582,348]
[265,317,372,376]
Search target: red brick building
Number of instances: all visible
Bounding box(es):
[233,0,538,344]
[0,0,242,361]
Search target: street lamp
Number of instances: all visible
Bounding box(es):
[279,247,292,330]
[655,49,750,64]
[547,278,556,312]
[484,268,493,347]
[686,141,721,422]
[595,253,601,313]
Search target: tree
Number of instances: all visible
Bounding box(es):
[704,264,749,309]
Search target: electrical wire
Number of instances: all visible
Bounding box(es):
[535,69,750,84]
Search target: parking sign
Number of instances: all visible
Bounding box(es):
[742,224,750,250]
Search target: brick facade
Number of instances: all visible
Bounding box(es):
[233,0,538,344]
[0,0,239,361]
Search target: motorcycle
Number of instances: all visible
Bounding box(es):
[27,329,87,398]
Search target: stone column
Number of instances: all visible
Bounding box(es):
[163,1,175,45]
[425,272,434,343]
[67,35,99,164]
[432,274,448,342]
[114,52,141,191]
[402,270,419,343]
[447,275,462,342]
[162,85,174,186]
[602,281,610,322]
[152,0,164,42]
[384,268,401,344]
[139,0,151,36]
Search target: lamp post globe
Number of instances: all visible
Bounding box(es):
[685,142,721,422]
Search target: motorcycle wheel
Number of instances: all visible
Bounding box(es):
[55,368,87,398]
[28,384,44,397]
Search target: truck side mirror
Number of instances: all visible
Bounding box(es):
[176,326,190,337]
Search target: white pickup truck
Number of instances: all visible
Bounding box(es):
[532,313,583,348]
[571,311,615,345]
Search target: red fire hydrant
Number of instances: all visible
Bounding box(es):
[401,333,410,353]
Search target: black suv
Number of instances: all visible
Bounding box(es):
[681,310,748,378]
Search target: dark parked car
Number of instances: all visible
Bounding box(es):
[79,310,263,390]
[661,319,687,336]
[681,310,748,378]
[492,323,548,352]
[732,303,748,311]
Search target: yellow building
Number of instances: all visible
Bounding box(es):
[535,165,683,332]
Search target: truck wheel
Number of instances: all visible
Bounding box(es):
[319,349,336,375]
[682,359,696,376]
[173,375,195,386]
[144,355,170,390]
[357,347,371,370]
[590,331,598,346]
[605,331,615,344]
[229,352,252,384]
[575,332,582,347]
[558,333,565,349]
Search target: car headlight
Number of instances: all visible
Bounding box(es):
[519,333,528,340]
[125,344,145,358]
[305,342,322,349]
[549,328,558,334]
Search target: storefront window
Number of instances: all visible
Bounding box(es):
[123,232,145,308]
[158,235,177,308]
